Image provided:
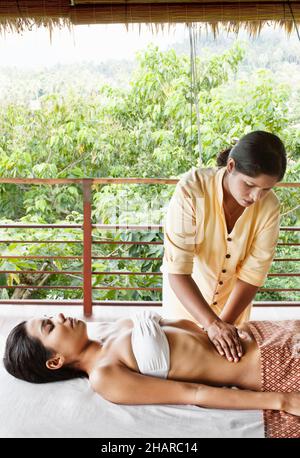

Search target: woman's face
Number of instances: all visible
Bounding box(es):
[225,159,279,207]
[26,313,88,367]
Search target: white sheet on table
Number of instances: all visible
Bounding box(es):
[0,319,264,438]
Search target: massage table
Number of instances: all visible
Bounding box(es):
[2,304,298,438]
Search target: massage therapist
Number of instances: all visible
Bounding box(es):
[162,130,287,362]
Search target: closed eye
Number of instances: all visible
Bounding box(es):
[45,319,54,332]
[245,182,271,191]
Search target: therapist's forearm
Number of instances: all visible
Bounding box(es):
[220,278,259,324]
[168,273,219,328]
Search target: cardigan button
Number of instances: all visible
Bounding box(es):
[219,281,223,285]
[226,254,231,258]
[227,237,232,241]
[222,269,226,273]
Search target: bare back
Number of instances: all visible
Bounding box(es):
[94,318,262,392]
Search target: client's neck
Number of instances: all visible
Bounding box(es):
[75,340,103,375]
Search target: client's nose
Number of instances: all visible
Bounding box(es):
[58,313,66,323]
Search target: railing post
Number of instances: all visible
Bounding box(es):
[82,179,93,317]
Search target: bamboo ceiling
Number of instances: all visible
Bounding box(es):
[0,1,299,38]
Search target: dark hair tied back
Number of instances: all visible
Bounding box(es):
[216,147,232,167]
[216,131,287,181]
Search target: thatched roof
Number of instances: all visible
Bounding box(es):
[0,1,299,38]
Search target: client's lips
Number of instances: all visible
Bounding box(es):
[68,317,74,328]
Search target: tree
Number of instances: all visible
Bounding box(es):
[0,43,299,302]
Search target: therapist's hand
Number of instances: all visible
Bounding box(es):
[206,319,244,362]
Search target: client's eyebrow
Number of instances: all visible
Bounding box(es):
[40,319,46,335]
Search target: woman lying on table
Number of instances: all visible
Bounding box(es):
[4,311,300,438]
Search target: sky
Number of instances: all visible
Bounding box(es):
[0,22,297,69]
[0,23,187,68]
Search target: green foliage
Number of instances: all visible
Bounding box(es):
[0,42,299,302]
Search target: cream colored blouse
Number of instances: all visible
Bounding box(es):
[161,166,281,325]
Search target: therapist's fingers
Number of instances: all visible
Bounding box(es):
[224,336,240,362]
[219,338,237,362]
[212,340,225,357]
[212,335,239,362]
[207,319,243,362]
[236,336,244,357]
[227,329,244,361]
[231,330,244,358]
[211,336,233,361]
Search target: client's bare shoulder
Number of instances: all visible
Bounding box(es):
[89,362,115,393]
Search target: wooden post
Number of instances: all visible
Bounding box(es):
[82,179,93,317]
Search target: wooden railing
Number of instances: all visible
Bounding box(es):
[0,178,299,316]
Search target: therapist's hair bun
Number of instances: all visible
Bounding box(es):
[216,147,232,167]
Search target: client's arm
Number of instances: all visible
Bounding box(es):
[90,364,299,416]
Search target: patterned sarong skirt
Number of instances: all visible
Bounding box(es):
[248,320,300,438]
